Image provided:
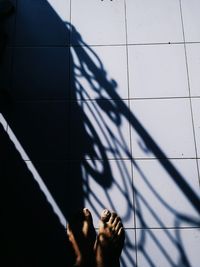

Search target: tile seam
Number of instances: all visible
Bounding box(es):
[179,0,200,189]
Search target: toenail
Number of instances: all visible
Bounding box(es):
[103,209,110,216]
[83,208,90,215]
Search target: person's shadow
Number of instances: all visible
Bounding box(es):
[0,1,199,267]
[0,1,115,266]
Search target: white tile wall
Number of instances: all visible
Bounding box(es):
[121,229,136,267]
[186,43,200,97]
[82,159,134,227]
[71,45,129,100]
[130,98,196,159]
[46,0,71,22]
[192,98,200,158]
[134,159,200,228]
[15,0,70,45]
[1,0,200,267]
[128,44,189,98]
[126,0,183,44]
[12,47,70,100]
[181,0,200,42]
[70,100,131,160]
[136,228,200,267]
[71,0,126,45]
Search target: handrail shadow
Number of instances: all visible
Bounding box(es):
[0,1,199,266]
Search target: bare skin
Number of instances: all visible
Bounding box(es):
[66,208,125,267]
[66,208,96,267]
[94,209,125,267]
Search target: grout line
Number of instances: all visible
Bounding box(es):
[23,157,200,163]
[11,96,200,103]
[123,0,138,266]
[7,41,200,49]
[179,0,200,189]
[128,226,200,230]
[69,0,72,25]
[94,226,200,230]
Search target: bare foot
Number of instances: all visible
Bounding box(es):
[94,209,125,267]
[66,208,96,267]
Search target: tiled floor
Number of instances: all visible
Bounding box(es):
[0,0,200,266]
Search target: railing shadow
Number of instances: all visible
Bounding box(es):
[0,1,200,266]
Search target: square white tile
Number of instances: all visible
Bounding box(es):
[71,0,126,45]
[121,230,136,267]
[71,45,128,100]
[126,0,183,44]
[15,0,70,45]
[133,159,200,228]
[12,47,70,100]
[136,228,200,267]
[192,98,200,158]
[181,0,200,42]
[186,44,200,97]
[178,228,200,267]
[130,98,196,159]
[81,159,134,228]
[69,100,131,160]
[128,44,189,98]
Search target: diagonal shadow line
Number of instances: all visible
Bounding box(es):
[0,1,200,267]
[72,36,200,215]
[70,24,200,267]
[0,113,66,227]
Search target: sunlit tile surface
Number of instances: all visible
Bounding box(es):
[192,98,200,158]
[0,0,200,267]
[71,0,126,45]
[69,99,131,160]
[128,44,189,98]
[71,45,129,100]
[136,228,200,267]
[186,44,200,97]
[181,0,200,42]
[81,159,134,227]
[130,98,196,159]
[126,0,183,44]
[134,159,200,228]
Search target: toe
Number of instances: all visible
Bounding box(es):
[118,227,125,241]
[113,216,120,227]
[82,208,96,241]
[83,208,92,223]
[100,209,111,222]
[115,221,123,232]
[109,212,117,224]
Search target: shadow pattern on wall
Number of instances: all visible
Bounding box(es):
[0,1,200,266]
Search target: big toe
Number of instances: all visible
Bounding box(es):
[82,208,96,241]
[83,208,93,223]
[100,209,111,223]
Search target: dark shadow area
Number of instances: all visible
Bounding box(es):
[0,1,200,266]
[0,124,74,266]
